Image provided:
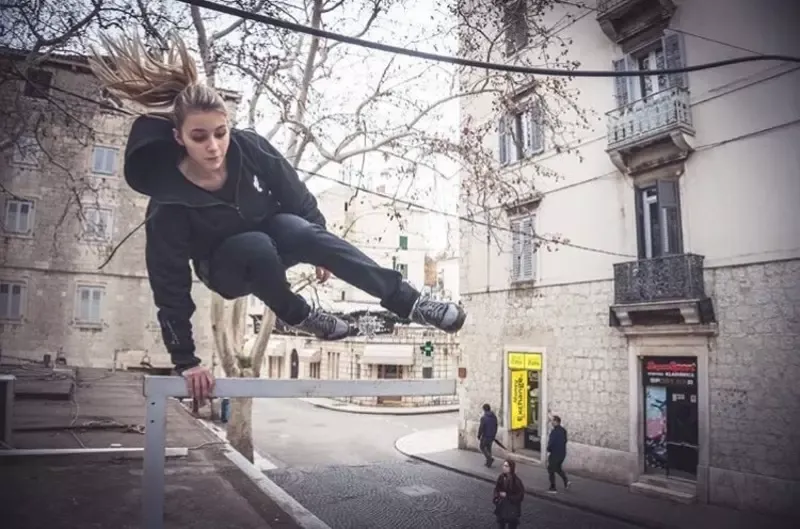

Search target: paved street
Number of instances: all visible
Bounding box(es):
[266,460,643,529]
[251,398,455,467]
[252,400,643,528]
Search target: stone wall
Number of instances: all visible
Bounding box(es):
[458,259,800,516]
[704,259,800,516]
[458,278,631,481]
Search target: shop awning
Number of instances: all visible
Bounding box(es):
[359,344,415,366]
[297,347,321,363]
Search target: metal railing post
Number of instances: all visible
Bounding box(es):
[142,394,168,529]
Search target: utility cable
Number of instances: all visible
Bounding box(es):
[173,0,800,77]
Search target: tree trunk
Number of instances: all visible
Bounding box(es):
[227,397,254,462]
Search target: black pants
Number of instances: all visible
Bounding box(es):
[479,438,494,464]
[205,214,418,324]
[496,521,518,529]
[548,454,568,488]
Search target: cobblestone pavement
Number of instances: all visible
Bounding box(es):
[266,460,644,529]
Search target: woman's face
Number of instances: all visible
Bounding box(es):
[502,460,512,474]
[174,110,230,173]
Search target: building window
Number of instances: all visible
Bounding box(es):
[395,262,409,279]
[635,180,683,259]
[612,31,687,108]
[399,235,408,250]
[498,101,544,165]
[75,285,104,325]
[91,146,119,176]
[511,214,536,283]
[23,68,53,99]
[340,291,346,301]
[327,352,340,380]
[4,199,34,235]
[82,207,113,241]
[11,136,40,166]
[0,281,25,321]
[268,357,284,379]
[502,0,529,56]
[422,366,433,379]
[309,361,321,379]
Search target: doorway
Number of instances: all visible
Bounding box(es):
[376,364,402,404]
[290,349,299,379]
[523,369,541,453]
[642,356,699,479]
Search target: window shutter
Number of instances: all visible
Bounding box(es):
[511,218,522,281]
[521,216,535,280]
[662,30,688,90]
[612,58,630,108]
[498,115,508,164]
[656,179,683,255]
[634,188,646,259]
[527,102,544,154]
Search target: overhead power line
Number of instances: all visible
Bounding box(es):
[174,0,800,77]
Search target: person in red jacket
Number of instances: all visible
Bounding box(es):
[88,32,466,401]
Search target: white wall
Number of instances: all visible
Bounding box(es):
[460,0,800,294]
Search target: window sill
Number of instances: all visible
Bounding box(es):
[510,279,537,289]
[74,322,104,330]
[1,232,34,240]
[0,318,25,326]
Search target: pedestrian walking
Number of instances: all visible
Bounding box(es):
[87,31,467,402]
[546,415,571,493]
[478,403,498,467]
[493,459,525,529]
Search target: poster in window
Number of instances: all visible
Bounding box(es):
[509,370,528,430]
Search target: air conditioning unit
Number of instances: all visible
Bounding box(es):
[0,375,15,449]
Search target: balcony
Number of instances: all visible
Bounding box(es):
[606,87,695,175]
[597,0,676,44]
[610,253,716,328]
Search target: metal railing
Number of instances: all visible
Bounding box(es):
[606,86,693,150]
[613,253,706,305]
[142,376,457,529]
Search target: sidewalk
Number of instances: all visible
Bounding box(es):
[395,427,796,529]
[300,397,458,415]
[0,364,326,529]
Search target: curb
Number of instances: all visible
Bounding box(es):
[393,439,672,529]
[176,402,333,529]
[302,399,459,416]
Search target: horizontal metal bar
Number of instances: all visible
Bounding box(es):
[0,447,189,457]
[143,376,457,399]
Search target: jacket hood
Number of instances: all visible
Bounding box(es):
[123,114,245,206]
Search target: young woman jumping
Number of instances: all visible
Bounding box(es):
[89,32,466,399]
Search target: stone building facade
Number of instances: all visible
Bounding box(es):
[457,0,799,518]
[0,51,239,369]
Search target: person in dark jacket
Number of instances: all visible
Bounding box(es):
[493,459,525,529]
[478,403,499,467]
[88,32,466,401]
[546,415,571,493]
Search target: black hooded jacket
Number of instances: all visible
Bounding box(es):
[125,114,326,371]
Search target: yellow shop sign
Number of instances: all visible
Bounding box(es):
[508,352,542,371]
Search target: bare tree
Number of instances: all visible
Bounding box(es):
[182,0,588,462]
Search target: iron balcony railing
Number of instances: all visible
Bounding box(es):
[613,253,706,305]
[606,86,694,150]
[597,0,634,13]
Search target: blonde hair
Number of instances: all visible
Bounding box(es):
[88,31,227,128]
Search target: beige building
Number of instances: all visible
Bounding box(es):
[246,326,460,407]
[0,51,239,369]
[243,180,461,407]
[457,0,799,518]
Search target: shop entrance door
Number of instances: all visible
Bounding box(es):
[523,370,541,453]
[642,356,699,479]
